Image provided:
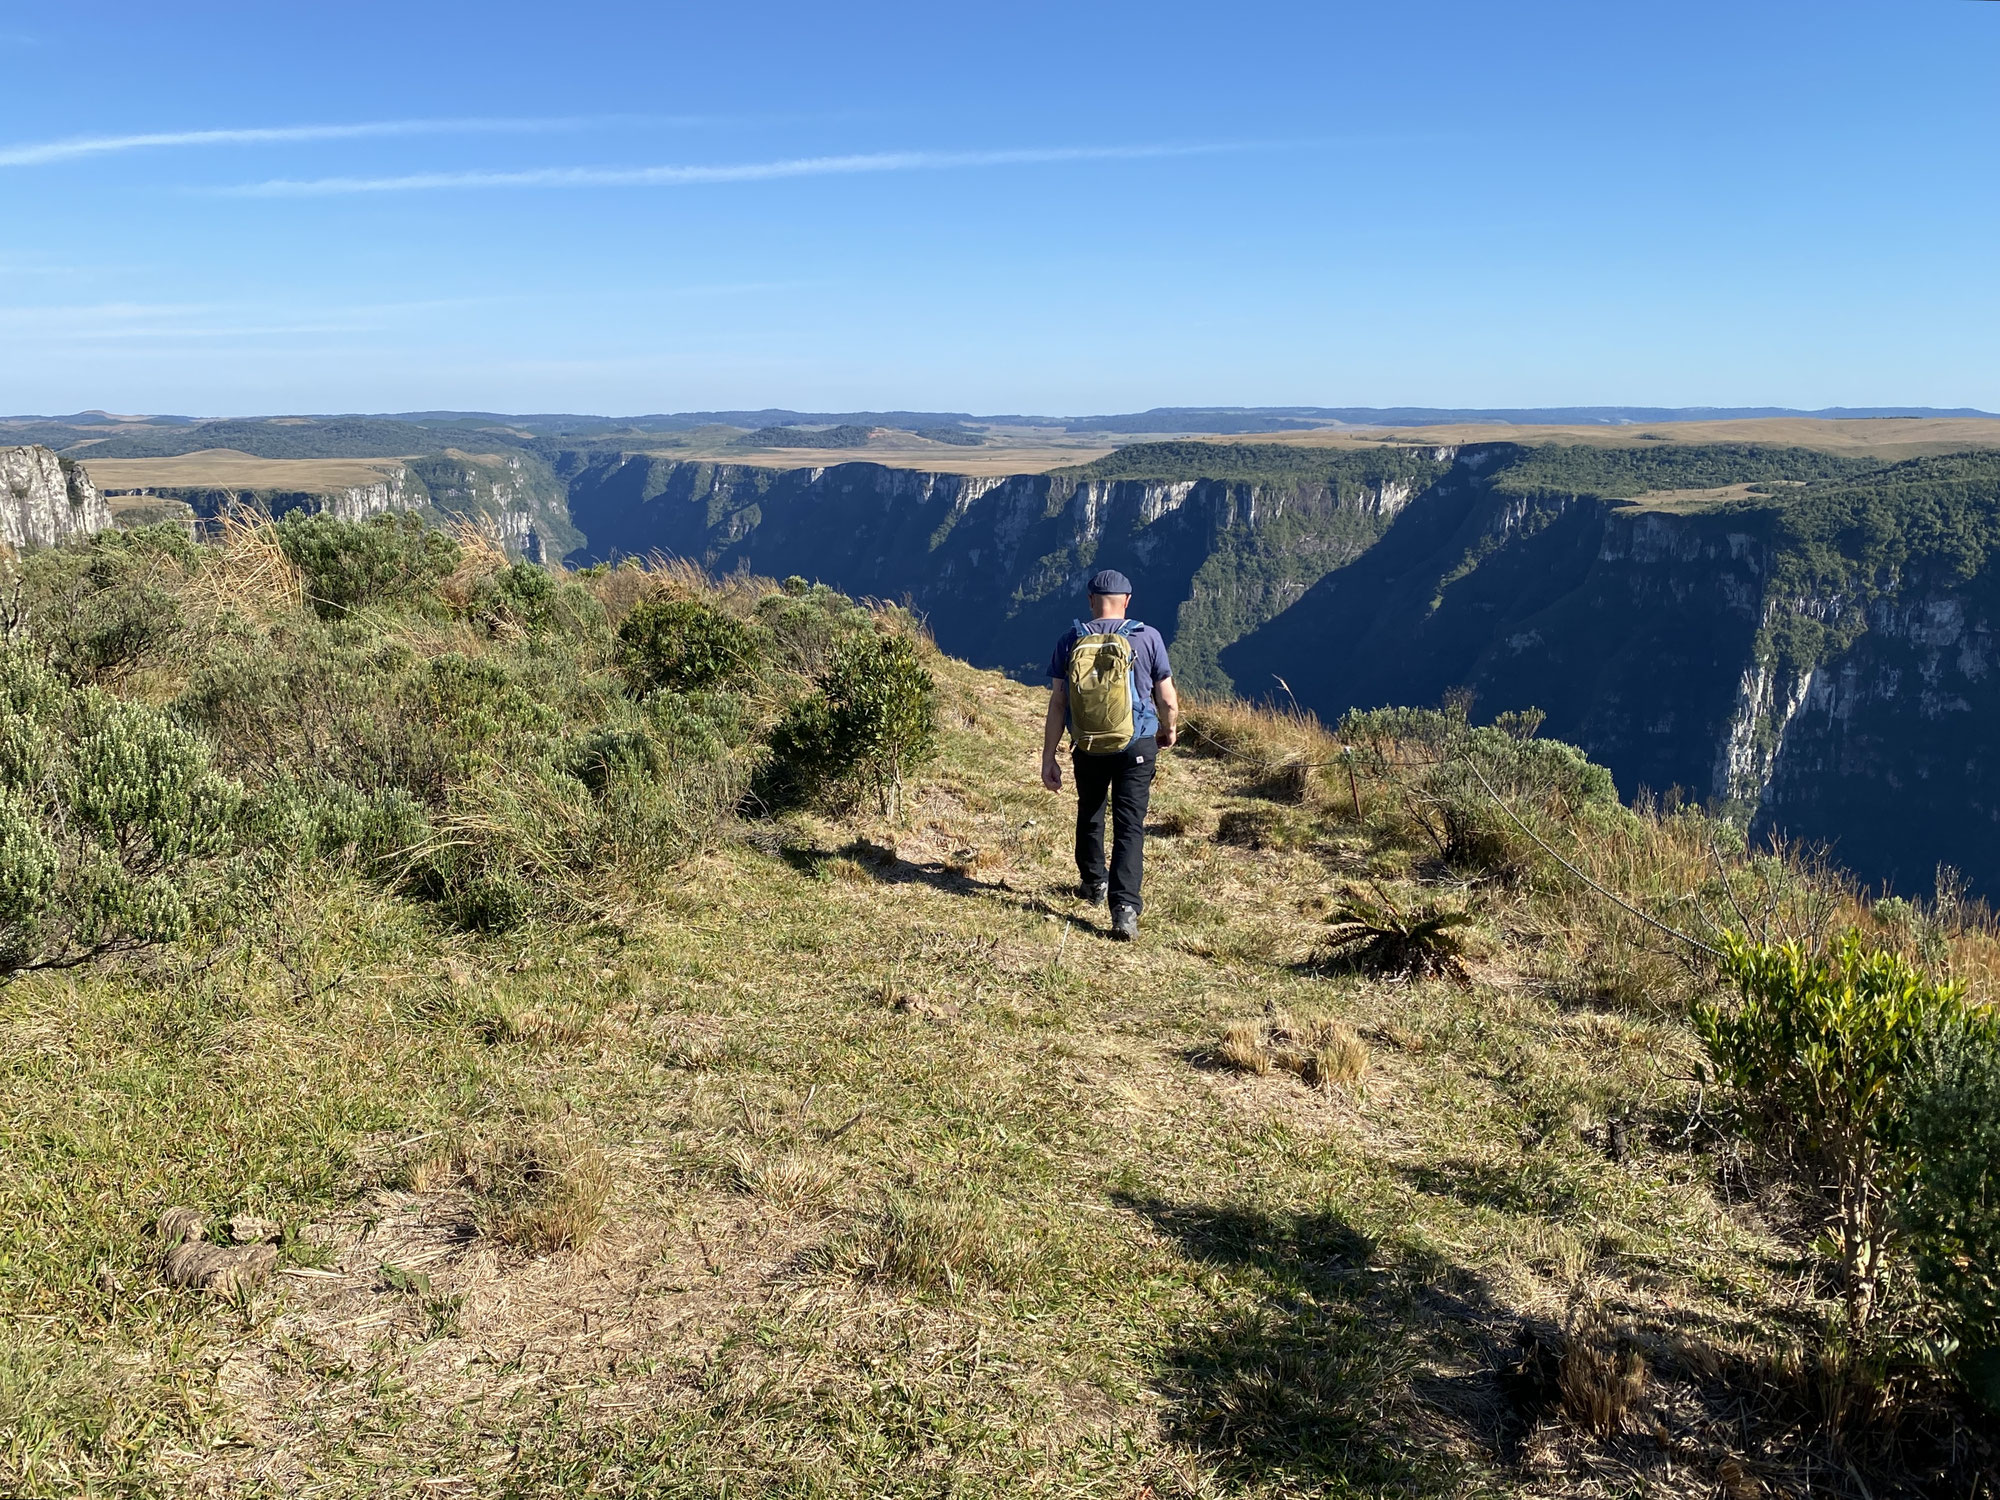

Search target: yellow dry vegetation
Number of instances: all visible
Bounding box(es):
[80,448,407,493]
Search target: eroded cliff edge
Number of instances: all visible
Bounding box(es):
[0,446,111,551]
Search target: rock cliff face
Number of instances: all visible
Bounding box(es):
[404,451,577,561]
[1222,447,2000,893]
[98,450,577,560]
[561,453,1444,690]
[0,446,112,550]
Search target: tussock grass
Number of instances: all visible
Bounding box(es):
[833,1191,1040,1297]
[1559,1305,1650,1436]
[1218,1006,1371,1091]
[456,1131,613,1256]
[731,1148,843,1216]
[1182,694,1342,806]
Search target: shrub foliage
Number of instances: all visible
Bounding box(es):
[761,629,937,816]
[0,648,242,974]
[1695,933,1974,1338]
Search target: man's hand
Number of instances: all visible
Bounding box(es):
[1155,677,1181,750]
[1041,755,1063,792]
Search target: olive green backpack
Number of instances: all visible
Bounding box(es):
[1066,619,1147,754]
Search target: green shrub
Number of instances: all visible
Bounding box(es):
[1341,706,1621,879]
[1900,1013,2000,1407]
[759,630,937,816]
[0,649,242,974]
[755,584,874,676]
[617,596,758,693]
[14,528,192,683]
[1695,932,1973,1338]
[277,512,460,619]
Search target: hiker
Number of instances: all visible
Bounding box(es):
[1040,569,1179,941]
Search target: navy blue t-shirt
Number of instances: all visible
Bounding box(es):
[1049,619,1173,741]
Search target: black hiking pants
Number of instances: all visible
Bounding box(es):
[1073,736,1158,913]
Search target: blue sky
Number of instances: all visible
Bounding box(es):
[1,0,1995,417]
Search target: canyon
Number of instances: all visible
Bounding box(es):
[8,414,2000,895]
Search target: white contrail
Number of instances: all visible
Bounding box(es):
[0,116,674,168]
[220,142,1258,197]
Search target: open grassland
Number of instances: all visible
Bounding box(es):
[80,449,408,494]
[1231,417,2000,462]
[668,427,1118,475]
[1,530,1996,1499]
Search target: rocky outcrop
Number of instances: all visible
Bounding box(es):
[405,451,575,559]
[0,445,113,550]
[1754,590,2000,893]
[561,453,1447,690]
[321,469,411,522]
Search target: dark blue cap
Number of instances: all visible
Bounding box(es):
[1087,568,1133,596]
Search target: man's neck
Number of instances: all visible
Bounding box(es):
[1090,603,1129,622]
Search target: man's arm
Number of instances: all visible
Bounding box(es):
[1156,676,1180,748]
[1041,681,1067,791]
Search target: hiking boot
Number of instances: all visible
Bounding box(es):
[1110,905,1140,942]
[1077,878,1107,905]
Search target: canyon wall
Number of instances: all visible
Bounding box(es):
[1222,449,2000,893]
[560,452,1446,691]
[0,446,112,550]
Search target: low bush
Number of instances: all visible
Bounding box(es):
[759,628,937,816]
[11,526,195,684]
[278,512,461,619]
[1695,932,1973,1339]
[1900,1012,2000,1407]
[617,594,759,693]
[1341,706,1623,881]
[0,648,243,976]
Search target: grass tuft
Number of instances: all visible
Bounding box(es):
[834,1191,1038,1297]
[1559,1305,1649,1435]
[457,1131,612,1256]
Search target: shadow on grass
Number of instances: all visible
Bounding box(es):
[779,838,1109,935]
[1119,1195,1554,1493]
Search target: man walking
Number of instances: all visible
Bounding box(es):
[1040,569,1179,941]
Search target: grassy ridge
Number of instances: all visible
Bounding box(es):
[1,521,1998,1497]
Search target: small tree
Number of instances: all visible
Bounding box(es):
[1695,932,1971,1338]
[0,649,243,975]
[616,596,757,693]
[761,631,937,817]
[278,512,460,619]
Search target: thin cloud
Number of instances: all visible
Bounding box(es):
[219,142,1271,197]
[0,115,703,168]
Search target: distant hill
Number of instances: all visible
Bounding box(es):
[733,424,875,449]
[1062,405,2000,434]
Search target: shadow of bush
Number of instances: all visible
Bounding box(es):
[1120,1196,1486,1496]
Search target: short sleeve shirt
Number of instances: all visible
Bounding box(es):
[1048,619,1173,732]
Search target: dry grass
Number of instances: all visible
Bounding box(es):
[456,1131,613,1256]
[178,508,304,620]
[1559,1305,1650,1436]
[1182,694,1344,806]
[731,1148,843,1216]
[81,449,409,493]
[1217,1006,1371,1091]
[1218,415,2000,461]
[834,1192,1038,1297]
